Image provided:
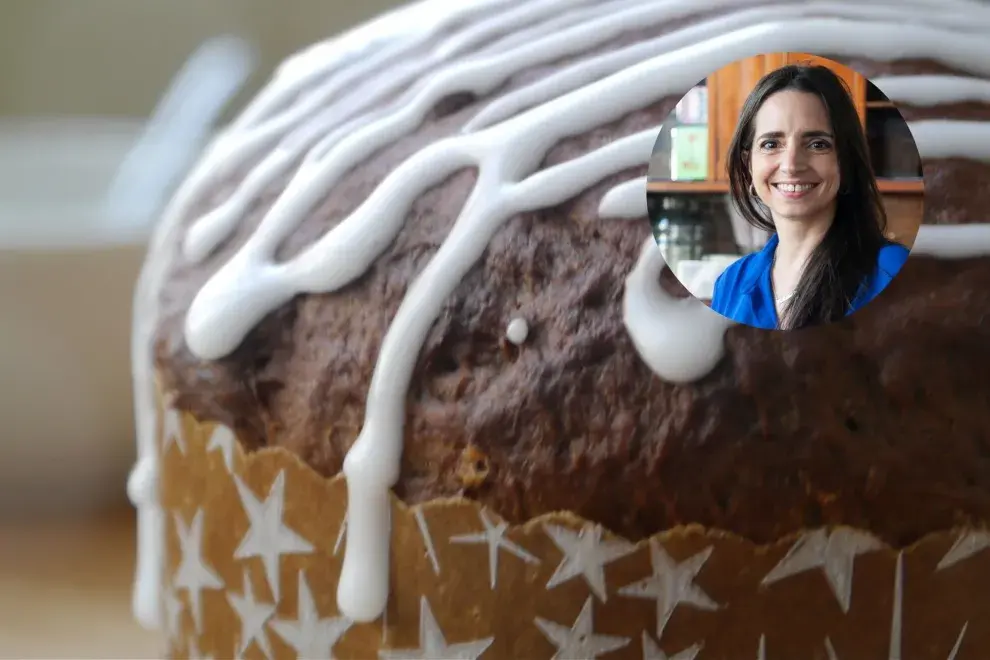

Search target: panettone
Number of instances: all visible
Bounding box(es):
[126,0,990,657]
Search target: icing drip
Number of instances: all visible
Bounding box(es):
[908,120,990,161]
[334,126,657,622]
[872,75,990,106]
[185,15,990,359]
[134,0,990,628]
[506,317,530,345]
[184,0,592,262]
[599,176,648,219]
[462,0,977,134]
[182,0,786,269]
[623,239,733,382]
[912,225,990,258]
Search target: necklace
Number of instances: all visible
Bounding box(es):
[771,251,795,303]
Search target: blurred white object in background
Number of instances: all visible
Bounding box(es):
[0,36,253,529]
[104,35,256,225]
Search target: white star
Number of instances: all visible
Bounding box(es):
[618,539,720,640]
[641,632,702,660]
[947,622,969,660]
[333,513,347,556]
[206,424,237,472]
[889,551,903,660]
[825,637,840,660]
[535,596,630,659]
[174,509,225,633]
[886,551,968,660]
[163,585,184,643]
[544,522,635,601]
[162,407,185,455]
[233,470,314,601]
[761,529,882,614]
[270,570,352,659]
[937,531,990,570]
[450,509,539,588]
[414,508,441,575]
[228,569,276,660]
[757,634,766,660]
[378,595,494,659]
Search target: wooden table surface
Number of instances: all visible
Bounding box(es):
[0,506,164,658]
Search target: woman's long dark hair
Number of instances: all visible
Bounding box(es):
[726,63,888,330]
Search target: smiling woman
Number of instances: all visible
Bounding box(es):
[712,61,912,330]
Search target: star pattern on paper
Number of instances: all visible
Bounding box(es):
[618,539,720,641]
[544,522,636,601]
[233,470,314,602]
[162,407,186,455]
[535,595,630,659]
[881,551,968,660]
[889,551,904,660]
[228,569,277,660]
[761,529,882,614]
[163,584,184,644]
[450,509,539,588]
[334,513,347,556]
[947,622,969,660]
[206,424,237,472]
[414,508,442,575]
[378,595,494,659]
[937,530,990,571]
[270,569,352,659]
[174,509,225,633]
[642,632,702,660]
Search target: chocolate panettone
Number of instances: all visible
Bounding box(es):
[127,0,990,658]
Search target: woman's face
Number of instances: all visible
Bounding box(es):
[748,90,840,224]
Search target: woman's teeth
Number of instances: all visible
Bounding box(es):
[774,183,817,193]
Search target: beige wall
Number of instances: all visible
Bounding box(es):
[0,0,408,119]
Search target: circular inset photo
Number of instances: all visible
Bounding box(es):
[646,53,924,331]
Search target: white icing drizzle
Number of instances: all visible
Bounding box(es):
[505,317,530,345]
[908,120,990,161]
[873,75,990,107]
[912,225,990,258]
[624,239,733,383]
[132,0,990,628]
[599,176,648,219]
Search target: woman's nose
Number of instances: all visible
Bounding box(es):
[780,144,807,171]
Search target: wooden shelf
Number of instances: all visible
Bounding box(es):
[866,100,897,109]
[877,179,925,193]
[646,180,729,193]
[646,179,925,194]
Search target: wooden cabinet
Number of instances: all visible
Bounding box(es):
[881,194,924,248]
[706,53,867,182]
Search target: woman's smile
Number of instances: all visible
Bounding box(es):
[771,181,821,199]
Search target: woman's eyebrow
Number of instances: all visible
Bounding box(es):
[756,130,834,140]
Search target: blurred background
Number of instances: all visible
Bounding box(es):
[0,1,403,657]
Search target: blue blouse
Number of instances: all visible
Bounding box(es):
[710,233,910,330]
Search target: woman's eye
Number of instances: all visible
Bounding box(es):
[810,140,832,150]
[759,139,778,150]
